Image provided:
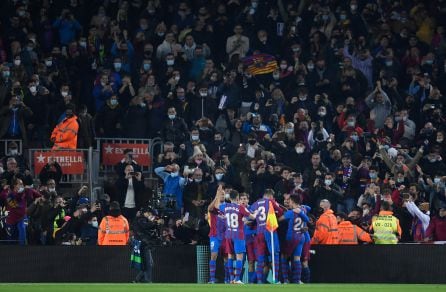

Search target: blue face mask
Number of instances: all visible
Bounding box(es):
[143,63,151,71]
[170,172,178,177]
[369,173,377,179]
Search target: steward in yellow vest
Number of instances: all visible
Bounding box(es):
[370,201,402,244]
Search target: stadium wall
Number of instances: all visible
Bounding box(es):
[0,245,444,283]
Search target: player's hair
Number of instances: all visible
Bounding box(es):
[230,190,239,200]
[264,188,275,198]
[289,194,301,205]
[239,192,249,199]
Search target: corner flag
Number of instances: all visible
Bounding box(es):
[266,201,278,232]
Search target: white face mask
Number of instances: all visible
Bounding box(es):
[168,114,176,120]
[110,99,118,106]
[167,60,175,66]
[191,135,199,141]
[199,92,208,97]
[280,64,287,70]
[45,60,53,67]
[14,59,21,66]
[295,147,304,154]
[48,187,56,193]
[18,187,25,193]
[170,171,179,177]
[61,91,68,97]
[29,86,37,93]
[324,179,332,186]
[10,149,18,155]
[91,221,98,228]
[215,173,224,181]
[224,193,230,200]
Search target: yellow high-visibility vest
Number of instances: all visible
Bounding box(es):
[372,215,398,244]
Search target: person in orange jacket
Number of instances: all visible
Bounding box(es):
[336,212,372,245]
[98,201,130,245]
[50,104,79,150]
[311,199,339,245]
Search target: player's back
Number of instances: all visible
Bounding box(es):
[251,198,270,233]
[222,202,247,240]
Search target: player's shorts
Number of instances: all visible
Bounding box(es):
[301,240,311,262]
[246,240,256,262]
[281,234,304,257]
[210,237,222,253]
[226,238,246,254]
[255,231,280,256]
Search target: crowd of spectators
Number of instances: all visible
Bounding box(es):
[0,0,446,246]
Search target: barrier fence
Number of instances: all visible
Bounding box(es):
[0,244,445,283]
[94,137,163,177]
[27,148,94,195]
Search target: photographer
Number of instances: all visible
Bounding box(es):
[115,165,145,222]
[115,149,141,179]
[132,208,164,283]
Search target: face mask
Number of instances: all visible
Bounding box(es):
[191,135,199,141]
[318,111,326,117]
[307,64,314,71]
[295,147,304,154]
[10,149,18,155]
[140,102,146,107]
[174,76,180,81]
[141,24,148,30]
[351,5,357,11]
[168,114,176,120]
[29,86,37,93]
[27,46,33,52]
[340,14,347,20]
[195,159,203,164]
[351,135,359,142]
[251,2,258,8]
[273,74,280,80]
[157,32,165,37]
[199,92,208,97]
[369,172,377,179]
[61,91,68,97]
[224,193,230,199]
[113,63,122,71]
[14,60,21,66]
[110,99,118,106]
[17,187,25,193]
[215,173,224,181]
[48,187,56,192]
[434,178,441,184]
[437,138,444,143]
[143,64,151,71]
[286,128,294,134]
[91,221,98,228]
[385,61,393,67]
[101,81,107,87]
[322,15,329,21]
[292,47,300,52]
[429,158,437,163]
[79,41,87,48]
[166,60,175,66]
[397,178,404,183]
[425,60,433,65]
[170,171,178,177]
[2,71,10,78]
[324,179,332,186]
[194,178,202,183]
[280,64,287,70]
[299,95,307,101]
[347,121,355,127]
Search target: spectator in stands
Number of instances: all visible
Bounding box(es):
[50,104,79,150]
[38,158,63,188]
[94,94,123,138]
[0,95,33,146]
[425,204,446,242]
[115,165,145,221]
[115,149,141,178]
[161,107,189,146]
[1,141,26,173]
[154,164,186,216]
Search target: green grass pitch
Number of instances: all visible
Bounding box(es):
[0,284,445,292]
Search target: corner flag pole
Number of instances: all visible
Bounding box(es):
[271,230,275,283]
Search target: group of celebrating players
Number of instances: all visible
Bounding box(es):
[207,185,311,284]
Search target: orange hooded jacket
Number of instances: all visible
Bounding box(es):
[338,221,373,245]
[311,209,339,245]
[50,115,79,150]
